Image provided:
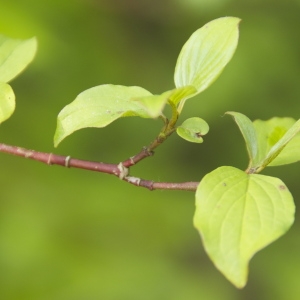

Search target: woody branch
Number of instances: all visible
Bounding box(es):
[0,143,199,192]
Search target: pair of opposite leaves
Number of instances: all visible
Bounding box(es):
[53,17,240,146]
[0,17,240,145]
[195,112,300,288]
[0,17,240,144]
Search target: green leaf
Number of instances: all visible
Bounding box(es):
[254,118,300,167]
[168,85,197,106]
[226,112,300,171]
[0,82,15,124]
[54,84,154,147]
[133,90,172,118]
[258,118,300,168]
[176,117,209,143]
[0,35,37,83]
[194,166,295,288]
[226,111,258,168]
[174,17,240,109]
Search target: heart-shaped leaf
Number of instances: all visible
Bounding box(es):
[54,84,154,147]
[174,17,240,111]
[176,117,209,143]
[0,82,15,124]
[0,35,37,83]
[194,166,295,288]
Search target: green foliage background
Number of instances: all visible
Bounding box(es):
[0,0,300,299]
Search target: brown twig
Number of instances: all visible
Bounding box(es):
[0,143,199,192]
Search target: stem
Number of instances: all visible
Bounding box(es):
[123,103,179,168]
[0,143,199,192]
[122,131,169,168]
[0,142,119,174]
[167,100,179,128]
[124,176,198,191]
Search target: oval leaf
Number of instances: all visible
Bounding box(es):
[0,35,37,83]
[174,17,240,96]
[0,82,15,124]
[176,117,209,143]
[54,84,153,147]
[194,166,295,288]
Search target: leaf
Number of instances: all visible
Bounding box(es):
[226,111,258,168]
[0,82,15,124]
[54,84,154,147]
[226,112,300,172]
[254,118,300,167]
[176,117,209,143]
[0,35,37,83]
[132,86,199,118]
[174,17,240,110]
[133,90,172,118]
[259,119,300,168]
[168,85,197,106]
[194,166,295,288]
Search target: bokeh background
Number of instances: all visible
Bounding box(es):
[1,0,300,299]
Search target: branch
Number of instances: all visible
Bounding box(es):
[122,122,176,167]
[0,143,199,192]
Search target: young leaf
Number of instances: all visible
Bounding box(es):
[254,118,300,167]
[228,113,300,171]
[226,112,258,168]
[176,117,209,143]
[167,85,197,106]
[54,84,154,147]
[259,118,300,168]
[132,90,172,118]
[0,35,37,83]
[269,134,300,166]
[194,166,295,288]
[0,82,15,124]
[174,17,240,111]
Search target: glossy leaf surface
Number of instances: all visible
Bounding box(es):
[174,17,240,107]
[0,35,37,83]
[176,117,209,143]
[54,84,153,146]
[194,166,295,288]
[0,82,15,124]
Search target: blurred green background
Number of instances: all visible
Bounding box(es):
[1,0,300,299]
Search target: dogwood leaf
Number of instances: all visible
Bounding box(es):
[176,117,209,143]
[174,17,240,111]
[0,35,37,83]
[194,166,295,288]
[54,84,154,146]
